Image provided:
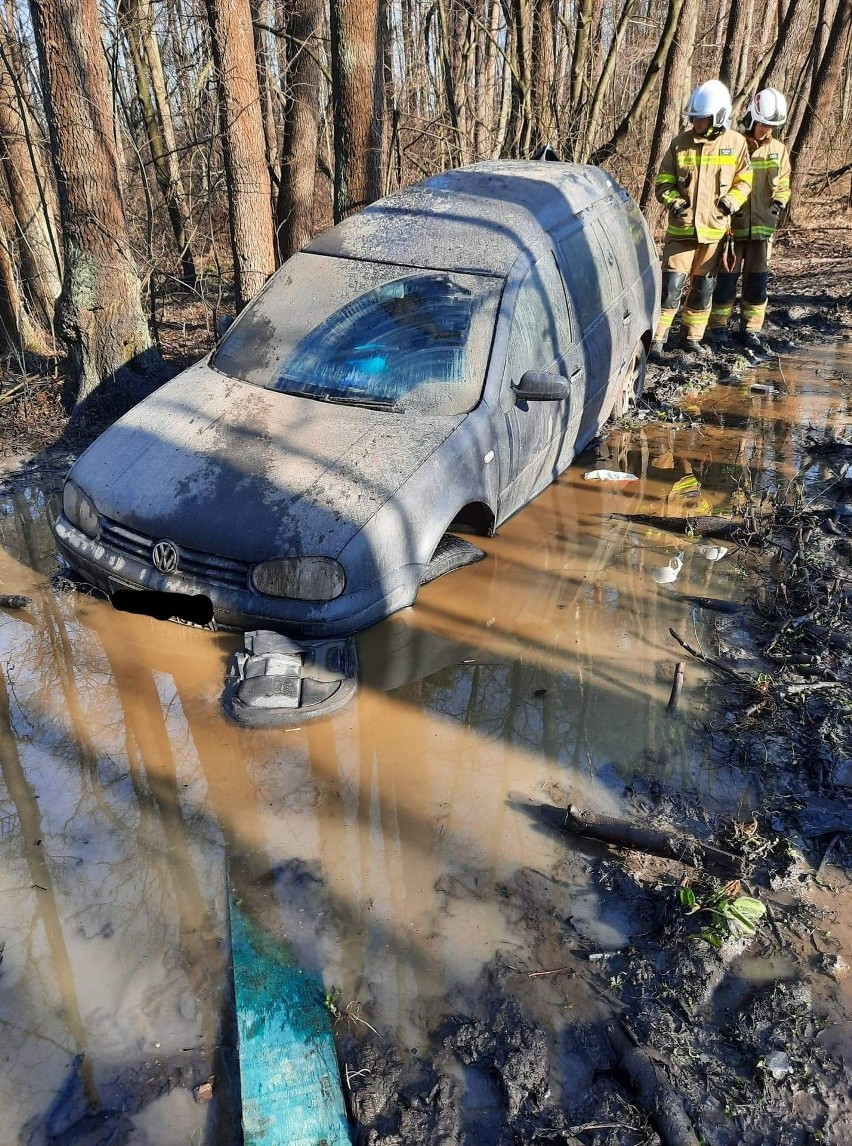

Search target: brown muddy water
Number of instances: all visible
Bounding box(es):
[0,345,850,1143]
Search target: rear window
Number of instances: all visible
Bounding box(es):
[212,253,501,415]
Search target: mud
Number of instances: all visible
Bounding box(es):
[2,322,852,1138]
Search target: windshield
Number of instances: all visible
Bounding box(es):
[212,253,501,415]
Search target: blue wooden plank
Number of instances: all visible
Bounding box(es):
[229,891,351,1146]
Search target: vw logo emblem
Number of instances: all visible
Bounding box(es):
[152,540,179,574]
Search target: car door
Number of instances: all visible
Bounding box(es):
[499,251,584,518]
[557,221,625,442]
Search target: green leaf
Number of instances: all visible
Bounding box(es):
[680,887,697,909]
[724,897,766,937]
[730,897,766,923]
[696,928,723,949]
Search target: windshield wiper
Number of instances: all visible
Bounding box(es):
[321,393,403,411]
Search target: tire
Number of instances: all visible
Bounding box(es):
[614,343,647,420]
[420,534,485,586]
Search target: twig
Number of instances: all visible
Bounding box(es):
[527,966,573,978]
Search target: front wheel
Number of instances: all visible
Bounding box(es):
[613,344,647,420]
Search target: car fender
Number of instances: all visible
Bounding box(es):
[338,411,499,597]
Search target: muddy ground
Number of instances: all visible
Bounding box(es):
[1,216,852,1145]
[338,227,852,1144]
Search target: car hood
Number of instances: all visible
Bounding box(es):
[70,363,465,561]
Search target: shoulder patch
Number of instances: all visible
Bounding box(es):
[720,148,732,155]
[769,152,779,160]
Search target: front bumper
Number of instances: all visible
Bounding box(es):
[54,515,419,637]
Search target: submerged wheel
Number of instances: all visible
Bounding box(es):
[614,344,647,420]
[420,534,485,586]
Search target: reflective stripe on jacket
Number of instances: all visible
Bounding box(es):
[655,127,753,243]
[731,133,792,240]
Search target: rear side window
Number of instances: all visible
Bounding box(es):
[505,253,572,381]
[558,227,612,331]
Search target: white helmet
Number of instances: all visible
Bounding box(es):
[684,80,732,130]
[745,87,788,128]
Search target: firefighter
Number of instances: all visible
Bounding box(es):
[650,80,753,362]
[707,88,792,351]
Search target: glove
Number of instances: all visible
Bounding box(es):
[671,199,690,218]
[770,200,784,217]
[717,197,734,216]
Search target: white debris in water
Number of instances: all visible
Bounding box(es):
[583,469,638,482]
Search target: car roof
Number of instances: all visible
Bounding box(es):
[305,161,621,277]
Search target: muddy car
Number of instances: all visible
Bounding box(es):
[55,161,660,636]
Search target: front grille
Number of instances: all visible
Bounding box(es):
[99,517,250,590]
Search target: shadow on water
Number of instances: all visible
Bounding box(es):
[1,334,851,1134]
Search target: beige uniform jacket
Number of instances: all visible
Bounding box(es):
[731,133,792,240]
[655,127,753,244]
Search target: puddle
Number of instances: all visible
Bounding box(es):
[0,346,851,1139]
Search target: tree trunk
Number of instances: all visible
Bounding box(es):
[29,0,160,407]
[276,0,323,259]
[567,0,594,150]
[0,15,60,330]
[789,0,852,211]
[641,0,701,230]
[588,0,687,167]
[118,0,197,285]
[507,0,533,156]
[758,0,805,90]
[719,0,749,93]
[0,204,43,352]
[531,0,556,150]
[251,0,282,194]
[329,0,383,221]
[205,0,276,307]
[581,0,637,161]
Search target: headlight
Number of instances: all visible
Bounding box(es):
[251,556,346,601]
[62,480,100,540]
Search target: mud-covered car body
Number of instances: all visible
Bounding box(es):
[55,161,660,636]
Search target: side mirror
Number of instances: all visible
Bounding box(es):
[216,314,234,339]
[512,370,571,401]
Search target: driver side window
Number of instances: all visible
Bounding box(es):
[506,253,572,385]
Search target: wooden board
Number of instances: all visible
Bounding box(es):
[229,891,351,1145]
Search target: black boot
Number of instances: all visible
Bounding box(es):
[740,331,762,352]
[648,340,668,366]
[705,328,731,348]
[681,336,712,358]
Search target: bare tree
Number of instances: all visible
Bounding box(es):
[276,0,323,259]
[205,0,276,306]
[0,13,60,331]
[790,0,852,207]
[329,0,383,221]
[588,0,687,166]
[640,0,701,227]
[117,0,198,285]
[28,0,160,407]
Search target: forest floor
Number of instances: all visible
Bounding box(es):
[1,208,852,1144]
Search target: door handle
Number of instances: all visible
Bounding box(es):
[570,367,582,379]
[622,310,632,324]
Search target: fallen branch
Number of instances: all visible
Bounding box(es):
[777,680,846,698]
[607,1022,701,1146]
[609,512,746,539]
[667,662,685,713]
[538,804,741,876]
[668,629,753,685]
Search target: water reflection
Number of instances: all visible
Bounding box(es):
[0,346,850,1138]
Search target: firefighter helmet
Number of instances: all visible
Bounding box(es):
[744,87,788,129]
[684,80,732,130]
